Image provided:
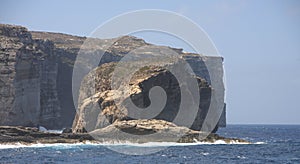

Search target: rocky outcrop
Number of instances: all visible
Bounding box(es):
[0,24,226,133]
[89,119,243,143]
[71,41,225,134]
[72,62,214,133]
[0,126,93,144]
[0,123,247,144]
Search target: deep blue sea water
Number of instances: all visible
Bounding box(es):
[0,125,299,163]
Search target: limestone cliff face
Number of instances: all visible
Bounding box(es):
[0,24,61,128]
[0,24,226,130]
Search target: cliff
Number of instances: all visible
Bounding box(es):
[0,24,226,132]
[0,24,61,128]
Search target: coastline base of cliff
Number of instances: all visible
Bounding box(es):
[0,121,249,145]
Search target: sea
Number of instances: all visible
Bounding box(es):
[0,125,299,163]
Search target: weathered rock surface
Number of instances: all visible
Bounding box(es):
[0,24,61,128]
[89,119,231,143]
[72,61,214,133]
[0,123,247,144]
[0,24,226,134]
[0,126,93,144]
[0,25,126,128]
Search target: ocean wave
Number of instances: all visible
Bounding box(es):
[0,140,265,149]
[0,142,87,149]
[253,142,266,144]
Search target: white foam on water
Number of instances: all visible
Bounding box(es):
[106,142,201,147]
[200,152,210,156]
[198,139,252,145]
[0,139,260,149]
[46,130,63,133]
[237,155,247,159]
[0,142,87,149]
[37,126,63,134]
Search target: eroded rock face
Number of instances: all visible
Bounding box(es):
[0,24,61,128]
[0,24,226,131]
[0,25,124,128]
[72,60,216,133]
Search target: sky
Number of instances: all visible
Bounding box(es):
[1,0,299,124]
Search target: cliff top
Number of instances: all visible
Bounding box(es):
[1,24,224,59]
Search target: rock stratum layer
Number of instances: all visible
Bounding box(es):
[0,24,226,136]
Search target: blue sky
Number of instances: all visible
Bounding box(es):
[1,0,299,124]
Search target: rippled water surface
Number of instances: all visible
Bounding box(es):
[1,125,299,163]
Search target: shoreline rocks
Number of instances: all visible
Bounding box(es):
[0,121,248,145]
